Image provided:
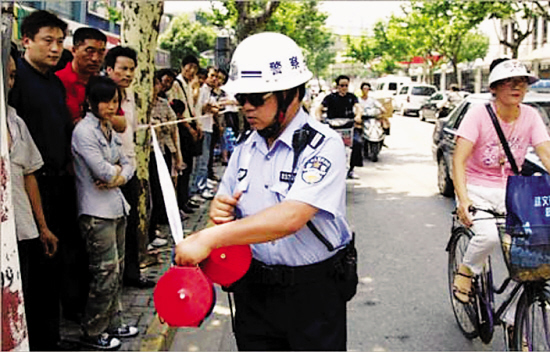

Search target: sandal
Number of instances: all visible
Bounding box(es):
[453,271,473,304]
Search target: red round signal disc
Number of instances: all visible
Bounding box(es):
[153,266,215,327]
[200,245,252,287]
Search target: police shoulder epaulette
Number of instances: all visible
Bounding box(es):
[303,124,325,149]
[236,130,253,145]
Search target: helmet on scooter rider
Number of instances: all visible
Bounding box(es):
[488,59,538,89]
[223,32,313,94]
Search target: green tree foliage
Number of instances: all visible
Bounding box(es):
[489,1,549,59]
[202,0,335,83]
[347,1,493,81]
[266,1,335,83]
[158,14,217,69]
[458,31,489,63]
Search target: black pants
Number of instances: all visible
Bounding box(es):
[233,263,347,351]
[350,128,363,170]
[148,149,172,242]
[33,174,86,349]
[208,125,220,179]
[177,123,195,208]
[18,238,62,351]
[121,175,140,281]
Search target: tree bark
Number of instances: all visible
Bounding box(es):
[235,1,280,43]
[120,1,164,257]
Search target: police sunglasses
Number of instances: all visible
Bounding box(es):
[235,92,273,107]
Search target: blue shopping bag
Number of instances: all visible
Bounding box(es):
[506,174,550,229]
[504,174,550,281]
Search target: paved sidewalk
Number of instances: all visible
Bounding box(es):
[59,186,218,351]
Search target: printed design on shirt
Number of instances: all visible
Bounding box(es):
[482,137,521,167]
[302,156,331,184]
[237,168,248,181]
[280,171,296,184]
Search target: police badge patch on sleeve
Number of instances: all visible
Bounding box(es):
[302,156,331,184]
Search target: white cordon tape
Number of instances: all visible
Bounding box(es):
[150,126,184,244]
[137,115,202,130]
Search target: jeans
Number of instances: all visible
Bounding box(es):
[190,131,212,194]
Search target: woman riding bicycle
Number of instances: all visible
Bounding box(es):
[452,58,550,322]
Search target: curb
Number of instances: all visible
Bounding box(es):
[140,315,177,351]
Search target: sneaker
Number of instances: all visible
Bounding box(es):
[80,333,121,350]
[190,194,205,204]
[206,179,218,189]
[201,189,215,200]
[347,171,359,180]
[124,275,156,289]
[187,199,200,209]
[149,237,168,248]
[209,174,221,182]
[107,324,139,338]
[180,205,195,214]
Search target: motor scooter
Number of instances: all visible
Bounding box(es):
[362,108,385,162]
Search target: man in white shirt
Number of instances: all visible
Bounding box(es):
[190,66,219,202]
[105,46,155,289]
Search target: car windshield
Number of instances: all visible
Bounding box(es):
[412,87,435,96]
[524,101,550,126]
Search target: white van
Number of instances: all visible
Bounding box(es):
[372,75,412,100]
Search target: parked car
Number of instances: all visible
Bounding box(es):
[432,92,550,197]
[419,91,470,123]
[394,83,437,117]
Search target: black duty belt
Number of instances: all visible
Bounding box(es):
[246,250,346,286]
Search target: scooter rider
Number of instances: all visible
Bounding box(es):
[174,32,354,351]
[359,82,387,132]
[316,75,362,179]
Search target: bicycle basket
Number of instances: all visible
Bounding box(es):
[499,223,550,282]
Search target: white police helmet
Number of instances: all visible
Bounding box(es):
[488,59,539,87]
[222,32,313,94]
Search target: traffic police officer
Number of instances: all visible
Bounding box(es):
[174,32,354,351]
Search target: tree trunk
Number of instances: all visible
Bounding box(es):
[120,1,164,257]
[235,1,280,43]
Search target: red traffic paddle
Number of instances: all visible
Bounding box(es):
[200,245,252,287]
[153,266,215,327]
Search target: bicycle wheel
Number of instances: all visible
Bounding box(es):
[478,261,495,344]
[448,227,479,339]
[513,284,550,351]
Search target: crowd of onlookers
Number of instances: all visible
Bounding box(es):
[6,9,244,351]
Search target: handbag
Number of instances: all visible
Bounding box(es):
[486,103,550,282]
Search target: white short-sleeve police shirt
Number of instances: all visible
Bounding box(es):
[218,108,352,266]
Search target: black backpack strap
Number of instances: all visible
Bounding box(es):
[291,123,333,251]
[485,103,520,175]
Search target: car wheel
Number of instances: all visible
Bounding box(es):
[438,156,454,197]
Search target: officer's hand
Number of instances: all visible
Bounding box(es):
[174,233,212,266]
[210,191,243,225]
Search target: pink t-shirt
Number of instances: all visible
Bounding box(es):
[457,102,550,188]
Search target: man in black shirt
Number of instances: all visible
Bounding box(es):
[8,10,80,350]
[316,75,362,179]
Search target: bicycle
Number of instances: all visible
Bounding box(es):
[446,206,550,351]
